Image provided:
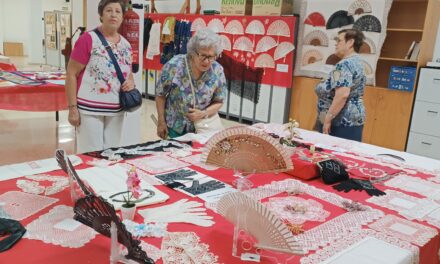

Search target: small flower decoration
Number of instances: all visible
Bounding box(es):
[123,166,142,207]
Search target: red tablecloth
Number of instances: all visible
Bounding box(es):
[1,148,439,264]
[0,71,66,112]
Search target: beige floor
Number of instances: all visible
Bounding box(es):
[0,56,239,166]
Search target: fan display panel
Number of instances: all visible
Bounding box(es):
[144,14,297,88]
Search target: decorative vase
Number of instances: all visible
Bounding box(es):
[121,204,136,221]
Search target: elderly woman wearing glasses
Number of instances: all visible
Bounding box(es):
[155,28,226,139]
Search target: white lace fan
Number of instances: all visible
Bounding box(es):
[207,18,225,33]
[274,42,295,61]
[360,37,376,54]
[302,49,323,66]
[217,192,304,254]
[245,20,265,35]
[348,0,372,16]
[233,36,253,52]
[255,36,277,53]
[225,20,244,35]
[362,59,373,75]
[303,30,329,47]
[220,35,232,51]
[267,20,291,38]
[191,18,206,32]
[255,53,275,69]
[200,126,292,174]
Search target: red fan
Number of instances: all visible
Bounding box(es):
[304,12,326,27]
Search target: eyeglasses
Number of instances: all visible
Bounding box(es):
[196,52,217,62]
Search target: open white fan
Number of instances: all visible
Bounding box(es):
[267,20,291,43]
[303,30,329,47]
[255,53,275,69]
[225,20,244,35]
[274,42,295,61]
[360,37,377,54]
[245,20,265,35]
[220,35,232,51]
[362,60,373,75]
[255,36,277,53]
[302,49,323,66]
[200,126,292,174]
[207,18,225,33]
[217,192,304,254]
[233,36,253,52]
[191,18,206,32]
[348,0,372,16]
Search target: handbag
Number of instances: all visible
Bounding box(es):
[94,29,142,112]
[184,56,223,133]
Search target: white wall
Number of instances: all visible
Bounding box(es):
[0,0,4,53]
[433,22,440,62]
[1,0,30,56]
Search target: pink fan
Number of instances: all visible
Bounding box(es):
[207,18,225,33]
[304,12,326,27]
[220,35,232,52]
[274,42,295,62]
[245,20,265,35]
[267,20,290,43]
[233,36,253,52]
[191,18,206,32]
[302,49,323,66]
[255,36,277,53]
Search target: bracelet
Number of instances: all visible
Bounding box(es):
[68,104,77,108]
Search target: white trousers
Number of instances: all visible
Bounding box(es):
[76,114,125,153]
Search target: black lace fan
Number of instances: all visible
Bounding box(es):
[55,150,154,264]
[326,10,354,29]
[353,15,382,33]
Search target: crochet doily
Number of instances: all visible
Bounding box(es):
[0,191,58,220]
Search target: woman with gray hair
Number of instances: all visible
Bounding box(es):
[155,28,227,138]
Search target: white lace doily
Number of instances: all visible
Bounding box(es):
[161,232,220,264]
[24,205,97,248]
[264,196,330,224]
[179,154,219,171]
[126,155,189,174]
[300,229,419,264]
[0,191,58,220]
[369,214,438,247]
[384,175,440,201]
[16,174,69,195]
[121,241,162,262]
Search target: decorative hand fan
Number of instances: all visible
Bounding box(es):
[216,192,304,254]
[303,30,329,47]
[255,36,277,53]
[359,37,376,54]
[225,20,244,35]
[348,0,372,16]
[304,12,325,27]
[302,49,323,66]
[274,42,295,62]
[326,10,354,29]
[353,15,382,33]
[362,60,373,75]
[233,36,253,52]
[267,20,291,43]
[56,150,154,264]
[326,54,342,65]
[207,18,225,33]
[245,20,265,35]
[191,18,206,32]
[220,35,232,51]
[255,54,275,75]
[200,126,292,174]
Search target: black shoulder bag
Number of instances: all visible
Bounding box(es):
[94,28,142,112]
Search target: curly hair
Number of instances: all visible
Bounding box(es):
[187,28,223,58]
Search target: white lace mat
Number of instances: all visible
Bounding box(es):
[384,175,440,201]
[0,191,58,220]
[16,174,69,195]
[126,155,190,174]
[119,162,162,185]
[369,214,438,247]
[264,196,330,224]
[179,153,219,171]
[161,232,219,264]
[121,241,162,262]
[24,205,97,248]
[300,229,419,264]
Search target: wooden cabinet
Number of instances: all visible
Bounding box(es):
[290,0,440,151]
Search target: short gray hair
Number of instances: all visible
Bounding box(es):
[187,28,223,58]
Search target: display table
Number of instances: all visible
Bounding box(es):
[0,129,439,264]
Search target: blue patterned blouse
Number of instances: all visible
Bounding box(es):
[156,54,227,134]
[315,54,366,127]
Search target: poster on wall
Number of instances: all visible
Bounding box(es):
[144,14,297,88]
[294,0,392,85]
[59,13,71,50]
[44,12,57,50]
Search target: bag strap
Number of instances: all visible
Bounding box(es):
[93,28,125,85]
[184,56,197,108]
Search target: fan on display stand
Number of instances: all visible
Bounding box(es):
[220,35,232,52]
[216,192,304,262]
[348,0,373,16]
[191,17,206,32]
[207,18,225,33]
[267,20,291,43]
[225,19,244,42]
[255,36,278,53]
[245,20,266,50]
[326,10,354,29]
[353,15,382,33]
[304,12,326,27]
[274,42,295,63]
[303,30,329,47]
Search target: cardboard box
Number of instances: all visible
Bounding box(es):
[3,42,24,56]
[252,0,293,16]
[221,0,253,16]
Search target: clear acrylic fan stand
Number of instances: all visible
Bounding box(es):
[110,222,138,264]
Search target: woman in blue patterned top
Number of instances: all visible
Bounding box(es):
[315,29,366,141]
[155,28,227,139]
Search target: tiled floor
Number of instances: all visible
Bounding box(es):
[0,56,239,165]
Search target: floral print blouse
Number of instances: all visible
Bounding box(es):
[315,54,366,127]
[156,54,227,134]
